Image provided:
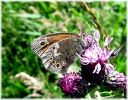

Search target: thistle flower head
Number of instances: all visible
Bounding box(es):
[104,64,126,91]
[79,30,121,74]
[59,72,89,98]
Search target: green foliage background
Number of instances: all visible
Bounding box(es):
[2,1,126,98]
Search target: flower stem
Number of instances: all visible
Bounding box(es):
[89,86,99,98]
[82,2,107,38]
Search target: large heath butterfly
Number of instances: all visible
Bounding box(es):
[31,32,86,73]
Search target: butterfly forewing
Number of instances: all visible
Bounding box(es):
[31,33,85,73]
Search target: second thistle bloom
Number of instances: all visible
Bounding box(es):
[59,72,89,98]
[104,64,126,91]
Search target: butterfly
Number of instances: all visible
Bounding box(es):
[31,32,87,73]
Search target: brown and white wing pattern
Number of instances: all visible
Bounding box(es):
[31,33,84,73]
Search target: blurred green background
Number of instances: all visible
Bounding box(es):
[2,1,126,98]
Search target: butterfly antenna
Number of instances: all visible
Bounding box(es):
[77,22,86,38]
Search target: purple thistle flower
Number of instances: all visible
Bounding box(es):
[79,30,123,85]
[104,64,127,91]
[79,31,115,73]
[59,72,89,98]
